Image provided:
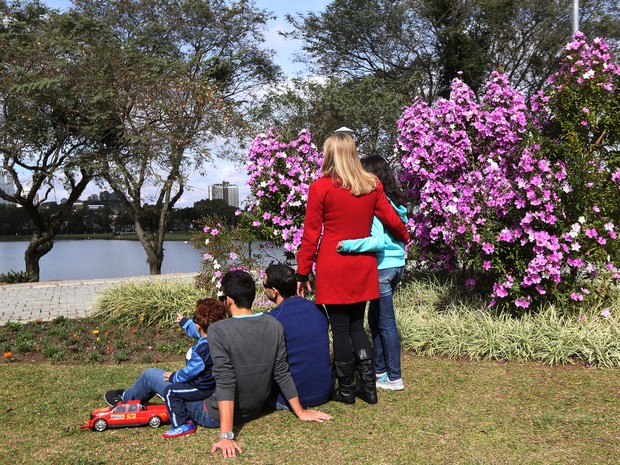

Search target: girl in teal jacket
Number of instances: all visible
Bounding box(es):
[338,156,408,390]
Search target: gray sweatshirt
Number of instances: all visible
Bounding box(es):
[207,313,298,423]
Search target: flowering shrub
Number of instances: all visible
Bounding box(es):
[396,33,620,311]
[192,215,256,292]
[193,129,322,288]
[243,127,323,257]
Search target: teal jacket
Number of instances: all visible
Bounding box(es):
[339,200,407,269]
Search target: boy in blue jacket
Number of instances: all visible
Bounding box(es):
[104,298,227,438]
[338,156,408,391]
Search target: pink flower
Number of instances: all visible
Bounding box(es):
[515,297,530,308]
[600,308,611,318]
[481,242,495,254]
[570,292,584,301]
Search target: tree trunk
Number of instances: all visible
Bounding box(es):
[147,252,163,275]
[24,234,54,282]
[133,221,164,275]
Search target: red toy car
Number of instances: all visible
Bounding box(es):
[80,400,170,432]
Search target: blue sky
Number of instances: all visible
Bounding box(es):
[39,0,330,206]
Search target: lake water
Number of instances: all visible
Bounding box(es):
[0,240,203,281]
[0,239,289,281]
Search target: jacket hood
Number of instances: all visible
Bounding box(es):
[389,200,408,223]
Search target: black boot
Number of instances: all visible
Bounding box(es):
[332,360,356,404]
[355,348,378,404]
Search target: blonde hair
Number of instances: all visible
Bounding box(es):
[321,133,376,196]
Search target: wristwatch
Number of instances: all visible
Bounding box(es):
[219,431,235,440]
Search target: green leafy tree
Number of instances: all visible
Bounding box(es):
[0,1,119,280]
[75,0,278,274]
[251,75,408,163]
[278,0,620,157]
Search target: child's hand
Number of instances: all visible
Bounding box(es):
[175,313,183,323]
[163,371,172,381]
[336,241,343,252]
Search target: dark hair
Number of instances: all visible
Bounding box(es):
[361,156,406,206]
[264,263,297,299]
[194,298,227,332]
[221,270,256,309]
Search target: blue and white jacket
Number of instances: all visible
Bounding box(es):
[170,317,215,393]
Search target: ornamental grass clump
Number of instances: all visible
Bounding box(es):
[94,279,204,327]
[393,280,620,367]
[396,33,620,312]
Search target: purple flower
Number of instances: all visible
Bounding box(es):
[570,292,584,301]
[515,297,530,308]
[482,242,495,254]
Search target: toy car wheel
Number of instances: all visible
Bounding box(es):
[148,416,162,428]
[93,419,108,432]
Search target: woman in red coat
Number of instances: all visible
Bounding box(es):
[296,132,410,405]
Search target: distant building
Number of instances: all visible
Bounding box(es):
[0,170,15,205]
[22,188,40,205]
[208,181,239,208]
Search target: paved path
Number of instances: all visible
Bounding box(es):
[0,273,195,325]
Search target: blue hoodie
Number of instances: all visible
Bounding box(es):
[169,317,215,393]
[339,200,407,269]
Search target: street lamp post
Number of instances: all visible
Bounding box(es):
[572,0,579,34]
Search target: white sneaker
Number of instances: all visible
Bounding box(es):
[375,372,387,380]
[376,375,404,391]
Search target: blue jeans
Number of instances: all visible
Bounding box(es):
[122,368,219,428]
[185,399,220,428]
[368,266,404,380]
[122,368,170,403]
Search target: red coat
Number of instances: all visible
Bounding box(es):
[296,176,410,305]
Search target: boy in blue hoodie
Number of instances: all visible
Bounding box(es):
[338,156,408,391]
[104,298,227,437]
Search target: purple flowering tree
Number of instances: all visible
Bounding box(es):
[193,128,322,289]
[397,33,620,311]
[242,127,323,257]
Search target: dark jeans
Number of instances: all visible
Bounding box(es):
[325,301,371,363]
[163,383,213,427]
[122,368,219,428]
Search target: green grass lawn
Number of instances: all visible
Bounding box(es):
[1,355,618,465]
